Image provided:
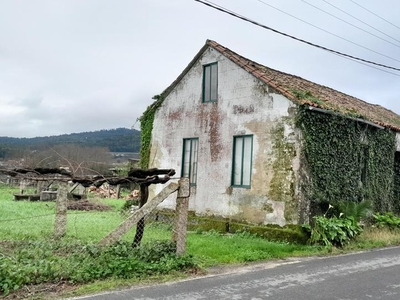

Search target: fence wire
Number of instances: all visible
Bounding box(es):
[0,185,184,250]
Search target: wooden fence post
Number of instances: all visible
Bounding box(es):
[54,182,68,238]
[173,178,190,255]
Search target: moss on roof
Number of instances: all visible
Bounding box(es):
[151,39,400,132]
[207,40,400,132]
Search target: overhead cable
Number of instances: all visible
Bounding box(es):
[349,0,400,31]
[194,0,400,72]
[321,0,400,45]
[301,0,400,49]
[331,53,400,78]
[255,0,400,63]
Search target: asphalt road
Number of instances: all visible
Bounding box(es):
[71,246,400,300]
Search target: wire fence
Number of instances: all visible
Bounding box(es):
[0,179,189,253]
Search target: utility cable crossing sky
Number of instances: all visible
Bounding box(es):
[194,0,400,73]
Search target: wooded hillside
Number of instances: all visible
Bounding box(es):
[0,128,140,159]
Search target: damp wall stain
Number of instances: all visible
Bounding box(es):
[242,102,302,225]
[149,45,305,225]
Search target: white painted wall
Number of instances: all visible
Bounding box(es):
[149,46,301,226]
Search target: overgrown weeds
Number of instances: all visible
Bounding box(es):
[0,239,197,296]
[3,184,400,298]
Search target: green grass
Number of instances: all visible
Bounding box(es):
[0,185,170,243]
[0,184,320,264]
[2,183,400,299]
[0,186,56,240]
[0,183,395,264]
[187,231,324,266]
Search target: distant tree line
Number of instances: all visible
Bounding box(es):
[22,144,113,175]
[0,128,140,159]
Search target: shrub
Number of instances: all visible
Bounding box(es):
[373,212,400,229]
[121,199,139,212]
[309,215,363,247]
[337,200,372,224]
[309,204,365,248]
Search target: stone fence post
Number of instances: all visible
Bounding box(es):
[173,178,190,255]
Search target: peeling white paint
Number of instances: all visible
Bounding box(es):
[150,46,301,225]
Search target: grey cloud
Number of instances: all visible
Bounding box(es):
[0,0,399,137]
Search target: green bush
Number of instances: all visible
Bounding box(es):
[309,215,363,247]
[309,202,371,248]
[337,200,372,223]
[120,199,139,212]
[373,212,400,229]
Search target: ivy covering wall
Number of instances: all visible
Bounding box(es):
[393,152,400,213]
[297,106,397,214]
[140,88,400,218]
[139,94,165,169]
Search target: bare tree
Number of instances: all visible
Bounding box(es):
[20,145,112,175]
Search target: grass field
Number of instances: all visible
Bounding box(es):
[2,183,400,298]
[0,184,322,264]
[0,185,171,241]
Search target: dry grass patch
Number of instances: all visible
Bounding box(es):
[350,227,400,249]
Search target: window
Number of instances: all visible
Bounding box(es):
[182,138,199,185]
[232,135,253,188]
[202,63,218,102]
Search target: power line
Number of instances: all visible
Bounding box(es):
[301,0,400,49]
[349,0,400,31]
[254,0,400,64]
[194,0,400,72]
[331,52,400,78]
[321,0,400,45]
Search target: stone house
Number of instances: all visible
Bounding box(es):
[142,40,400,226]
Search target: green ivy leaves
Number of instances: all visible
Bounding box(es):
[297,104,396,214]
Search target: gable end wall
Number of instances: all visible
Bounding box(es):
[149,46,304,226]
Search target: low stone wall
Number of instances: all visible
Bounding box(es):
[40,191,58,201]
[150,210,310,244]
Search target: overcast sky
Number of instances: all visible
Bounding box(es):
[1,0,399,138]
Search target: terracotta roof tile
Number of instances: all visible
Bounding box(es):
[206,40,400,132]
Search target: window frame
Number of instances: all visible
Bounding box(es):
[202,62,218,103]
[181,138,199,186]
[231,135,253,188]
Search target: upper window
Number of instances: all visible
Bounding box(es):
[202,63,218,102]
[232,135,253,188]
[182,138,199,186]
